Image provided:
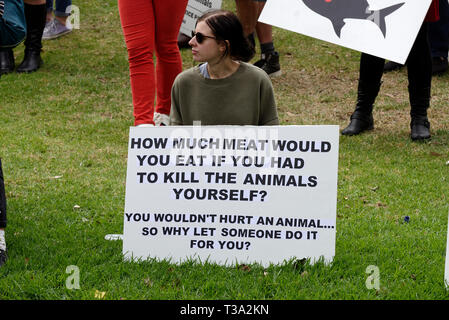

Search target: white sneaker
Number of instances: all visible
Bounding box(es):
[154,112,170,126]
[42,18,72,40]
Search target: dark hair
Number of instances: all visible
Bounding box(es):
[197,10,255,62]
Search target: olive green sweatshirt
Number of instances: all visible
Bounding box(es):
[170,62,279,126]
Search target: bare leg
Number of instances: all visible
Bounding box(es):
[235,0,258,37]
[255,1,272,44]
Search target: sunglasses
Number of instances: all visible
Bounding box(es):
[191,31,217,44]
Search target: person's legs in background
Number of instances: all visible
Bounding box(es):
[407,23,433,140]
[153,0,188,126]
[0,48,15,74]
[42,0,72,40]
[385,0,448,75]
[253,0,281,77]
[0,0,13,75]
[235,0,258,47]
[45,0,53,22]
[16,0,46,73]
[53,0,71,26]
[0,0,14,75]
[428,0,449,74]
[341,53,384,136]
[118,0,156,126]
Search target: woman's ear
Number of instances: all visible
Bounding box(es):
[219,40,230,55]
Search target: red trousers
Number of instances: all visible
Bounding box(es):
[425,0,439,22]
[118,0,188,125]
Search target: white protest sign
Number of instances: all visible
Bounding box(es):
[445,211,449,287]
[123,126,339,267]
[259,0,433,64]
[180,0,222,36]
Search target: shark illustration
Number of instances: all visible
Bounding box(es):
[301,0,405,38]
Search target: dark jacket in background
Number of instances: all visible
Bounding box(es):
[0,0,26,48]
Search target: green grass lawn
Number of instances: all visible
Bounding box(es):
[0,0,448,300]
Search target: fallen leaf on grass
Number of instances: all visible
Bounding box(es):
[144,278,153,287]
[94,290,106,299]
[286,111,298,117]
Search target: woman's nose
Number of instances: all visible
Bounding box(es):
[188,36,196,47]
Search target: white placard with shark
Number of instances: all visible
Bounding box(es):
[259,0,433,64]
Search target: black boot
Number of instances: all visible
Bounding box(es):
[409,86,431,141]
[16,3,46,73]
[0,49,15,74]
[341,80,381,135]
[254,51,281,77]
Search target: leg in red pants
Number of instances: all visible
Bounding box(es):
[118,0,187,126]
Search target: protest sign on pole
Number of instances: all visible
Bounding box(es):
[123,125,339,267]
[445,212,449,287]
[180,0,222,37]
[259,0,433,64]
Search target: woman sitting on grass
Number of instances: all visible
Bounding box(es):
[170,10,279,126]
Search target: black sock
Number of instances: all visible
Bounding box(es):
[260,42,275,55]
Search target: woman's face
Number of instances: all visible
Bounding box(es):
[189,21,225,63]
